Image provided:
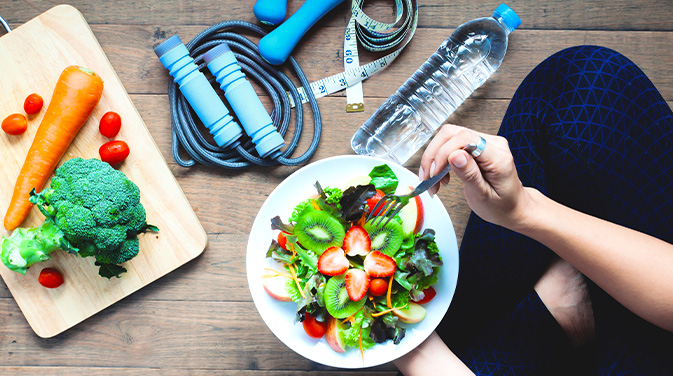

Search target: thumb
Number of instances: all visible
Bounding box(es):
[449,150,489,193]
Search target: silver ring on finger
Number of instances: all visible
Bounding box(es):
[465,136,486,158]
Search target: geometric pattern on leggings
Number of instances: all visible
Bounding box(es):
[500,46,673,375]
[503,46,673,242]
[436,45,673,376]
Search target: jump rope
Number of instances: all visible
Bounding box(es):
[161,21,321,169]
[157,0,417,170]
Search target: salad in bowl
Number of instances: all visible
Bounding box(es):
[247,155,458,368]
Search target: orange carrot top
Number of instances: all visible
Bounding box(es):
[4,66,104,231]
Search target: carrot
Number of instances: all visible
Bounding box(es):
[4,66,103,231]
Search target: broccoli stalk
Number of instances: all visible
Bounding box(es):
[1,158,158,278]
[1,219,67,274]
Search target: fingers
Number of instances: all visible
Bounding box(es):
[422,124,493,196]
[421,124,468,196]
[420,124,464,180]
[448,149,490,197]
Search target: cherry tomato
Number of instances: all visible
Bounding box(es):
[368,277,389,297]
[38,268,64,288]
[413,286,437,304]
[302,313,327,339]
[366,189,385,215]
[99,111,122,138]
[2,113,28,135]
[23,93,44,115]
[278,232,289,250]
[99,140,130,166]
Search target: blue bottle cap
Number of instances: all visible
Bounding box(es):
[202,43,232,65]
[493,4,521,31]
[154,35,183,58]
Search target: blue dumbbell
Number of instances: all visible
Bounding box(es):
[154,35,243,148]
[258,0,345,65]
[254,0,287,26]
[203,43,285,158]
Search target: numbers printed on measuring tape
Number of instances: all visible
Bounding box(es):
[288,0,418,111]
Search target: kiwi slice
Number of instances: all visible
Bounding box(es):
[324,274,366,319]
[295,211,345,254]
[363,219,404,257]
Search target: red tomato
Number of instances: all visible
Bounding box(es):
[38,268,64,288]
[99,140,130,166]
[368,277,389,297]
[23,93,44,115]
[366,189,385,215]
[278,232,289,250]
[302,313,327,339]
[2,113,28,135]
[99,111,122,138]
[413,286,437,304]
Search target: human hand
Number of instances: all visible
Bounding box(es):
[419,124,535,230]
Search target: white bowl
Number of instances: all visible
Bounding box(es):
[246,155,459,368]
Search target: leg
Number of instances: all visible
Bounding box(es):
[436,45,673,374]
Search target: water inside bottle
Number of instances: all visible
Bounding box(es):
[352,16,510,165]
[353,45,495,163]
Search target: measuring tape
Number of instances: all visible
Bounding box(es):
[290,0,418,111]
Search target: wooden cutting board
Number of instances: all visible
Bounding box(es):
[0,5,207,338]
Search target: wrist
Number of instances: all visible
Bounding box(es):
[508,187,546,235]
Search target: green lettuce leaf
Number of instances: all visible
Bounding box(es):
[368,165,398,194]
[341,310,376,350]
[394,229,443,293]
[271,216,295,233]
[266,240,294,264]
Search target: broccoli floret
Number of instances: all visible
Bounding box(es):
[1,158,158,278]
[96,237,139,265]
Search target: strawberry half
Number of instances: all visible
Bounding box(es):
[343,226,371,257]
[345,268,370,301]
[317,247,349,276]
[363,251,397,277]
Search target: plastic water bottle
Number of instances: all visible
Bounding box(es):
[351,4,521,165]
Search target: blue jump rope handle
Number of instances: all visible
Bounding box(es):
[254,0,287,26]
[204,44,285,158]
[154,35,242,148]
[258,0,346,65]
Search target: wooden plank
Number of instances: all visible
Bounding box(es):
[80,25,673,101]
[2,0,672,31]
[0,5,206,338]
[0,297,398,372]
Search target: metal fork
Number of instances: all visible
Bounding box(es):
[366,144,478,227]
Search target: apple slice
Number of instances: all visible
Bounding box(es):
[325,316,347,353]
[398,186,424,234]
[262,265,293,302]
[394,302,427,324]
[342,175,372,190]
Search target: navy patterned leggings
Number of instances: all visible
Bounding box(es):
[434,46,673,375]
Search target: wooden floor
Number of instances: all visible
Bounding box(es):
[0,0,671,374]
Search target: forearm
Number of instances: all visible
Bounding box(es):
[394,332,474,376]
[516,188,673,332]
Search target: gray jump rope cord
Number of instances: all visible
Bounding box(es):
[0,15,11,33]
[168,21,322,169]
